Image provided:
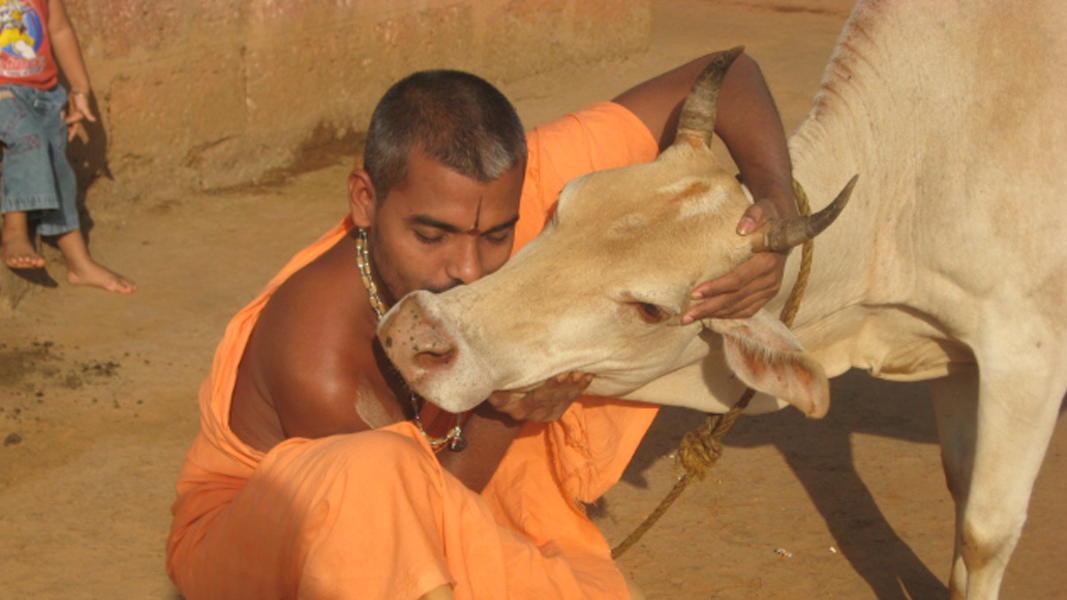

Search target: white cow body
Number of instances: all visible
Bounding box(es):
[784,0,1067,384]
[778,2,1067,598]
[381,1,1067,599]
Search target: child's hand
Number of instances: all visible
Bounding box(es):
[65,90,96,142]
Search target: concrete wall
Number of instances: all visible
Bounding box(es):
[65,0,651,206]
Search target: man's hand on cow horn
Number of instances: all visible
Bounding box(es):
[682,198,789,322]
[487,372,594,422]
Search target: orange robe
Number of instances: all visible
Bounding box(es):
[167,102,661,600]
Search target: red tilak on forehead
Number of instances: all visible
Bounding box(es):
[466,201,482,236]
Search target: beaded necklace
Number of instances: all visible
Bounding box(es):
[356,227,468,452]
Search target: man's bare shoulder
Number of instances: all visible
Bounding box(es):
[258,247,364,356]
[244,241,395,437]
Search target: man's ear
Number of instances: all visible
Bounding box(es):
[348,169,376,227]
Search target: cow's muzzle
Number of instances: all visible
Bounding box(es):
[380,293,458,382]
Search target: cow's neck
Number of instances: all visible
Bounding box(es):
[776,66,960,380]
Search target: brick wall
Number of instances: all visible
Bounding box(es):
[64,0,651,205]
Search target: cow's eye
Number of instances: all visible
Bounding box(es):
[635,302,667,323]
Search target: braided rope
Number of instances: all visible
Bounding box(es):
[612,179,814,559]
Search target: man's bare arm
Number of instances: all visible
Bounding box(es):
[614,50,796,320]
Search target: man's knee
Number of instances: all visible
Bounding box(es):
[271,429,443,501]
[324,429,437,472]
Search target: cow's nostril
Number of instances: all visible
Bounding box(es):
[379,292,460,379]
[414,347,456,371]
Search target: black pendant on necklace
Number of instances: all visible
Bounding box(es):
[448,434,468,452]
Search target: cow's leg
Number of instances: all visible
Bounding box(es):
[932,356,1063,600]
[930,371,978,600]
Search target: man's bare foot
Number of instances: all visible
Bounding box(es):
[66,260,138,294]
[418,585,455,600]
[1,235,46,269]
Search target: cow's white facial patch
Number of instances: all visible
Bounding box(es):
[659,177,731,220]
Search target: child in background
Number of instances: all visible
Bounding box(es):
[0,0,135,293]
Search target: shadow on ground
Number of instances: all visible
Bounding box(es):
[619,370,949,599]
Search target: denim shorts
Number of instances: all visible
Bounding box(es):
[0,83,79,236]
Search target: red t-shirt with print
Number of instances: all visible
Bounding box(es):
[0,0,58,90]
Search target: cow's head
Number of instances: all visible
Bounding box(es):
[379,48,855,417]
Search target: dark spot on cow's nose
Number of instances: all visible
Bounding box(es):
[384,336,393,348]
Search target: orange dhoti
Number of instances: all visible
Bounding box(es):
[170,405,656,599]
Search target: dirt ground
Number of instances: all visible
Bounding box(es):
[1,1,1064,598]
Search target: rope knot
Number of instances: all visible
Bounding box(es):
[677,418,725,478]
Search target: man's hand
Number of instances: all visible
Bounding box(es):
[487,372,593,422]
[682,198,790,323]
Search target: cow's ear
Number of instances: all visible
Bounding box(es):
[703,312,829,418]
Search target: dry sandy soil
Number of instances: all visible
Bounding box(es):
[1,1,1064,599]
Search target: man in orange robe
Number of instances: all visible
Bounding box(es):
[168,51,796,600]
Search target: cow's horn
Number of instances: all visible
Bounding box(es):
[751,175,858,253]
[675,46,745,148]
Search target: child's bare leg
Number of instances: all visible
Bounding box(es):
[1,211,46,269]
[53,228,137,294]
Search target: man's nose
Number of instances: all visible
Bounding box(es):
[446,237,483,284]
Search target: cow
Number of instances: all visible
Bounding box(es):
[378,1,1067,599]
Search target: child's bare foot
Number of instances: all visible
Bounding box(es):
[2,212,46,269]
[53,228,137,294]
[1,235,46,269]
[66,260,138,294]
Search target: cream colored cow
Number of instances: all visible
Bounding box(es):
[380,1,1067,599]
[380,49,855,419]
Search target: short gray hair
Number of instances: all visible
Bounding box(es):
[363,70,527,201]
